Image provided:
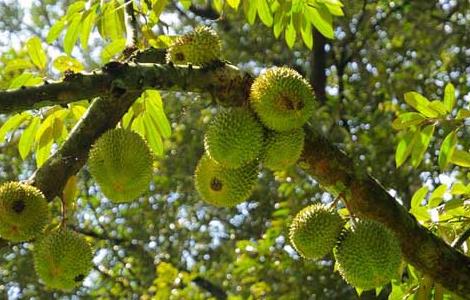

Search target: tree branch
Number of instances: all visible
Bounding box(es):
[310,28,327,104]
[0,62,251,114]
[192,276,227,300]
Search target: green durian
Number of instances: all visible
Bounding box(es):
[204,108,264,168]
[334,219,402,290]
[263,128,305,171]
[166,26,222,65]
[33,229,93,290]
[250,67,315,131]
[0,182,50,242]
[289,203,344,260]
[88,128,153,203]
[194,154,258,207]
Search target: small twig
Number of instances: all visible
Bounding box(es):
[452,226,470,249]
[60,196,67,228]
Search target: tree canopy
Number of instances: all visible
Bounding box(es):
[0,0,469,299]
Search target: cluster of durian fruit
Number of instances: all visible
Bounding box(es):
[0,182,92,290]
[289,203,403,291]
[0,128,154,290]
[0,26,403,293]
[166,27,315,207]
[167,26,404,291]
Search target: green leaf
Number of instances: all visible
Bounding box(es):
[131,114,145,137]
[64,13,83,55]
[143,113,163,156]
[80,7,97,50]
[26,36,47,70]
[456,108,470,120]
[273,11,287,39]
[450,182,469,195]
[46,18,66,44]
[411,206,430,222]
[392,112,425,130]
[227,0,240,10]
[438,130,457,170]
[411,186,428,211]
[300,14,313,49]
[121,109,134,129]
[36,138,53,167]
[152,0,169,17]
[18,117,40,159]
[284,19,296,48]
[306,5,334,39]
[101,38,127,62]
[244,0,258,25]
[411,124,435,167]
[443,83,455,112]
[395,130,415,167]
[428,100,447,116]
[98,1,126,41]
[65,1,86,19]
[4,59,34,73]
[322,0,344,16]
[9,72,43,89]
[450,150,470,168]
[428,184,447,208]
[403,92,439,118]
[257,0,273,26]
[142,90,171,137]
[0,113,30,141]
[53,55,84,72]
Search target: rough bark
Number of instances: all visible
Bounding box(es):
[0,62,469,298]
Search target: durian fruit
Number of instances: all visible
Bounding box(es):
[263,128,305,171]
[334,219,402,290]
[166,26,222,65]
[194,154,258,207]
[0,182,50,242]
[88,128,153,203]
[289,203,344,260]
[250,67,315,131]
[33,229,93,290]
[204,108,264,168]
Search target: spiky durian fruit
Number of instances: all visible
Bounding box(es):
[33,230,93,290]
[263,128,305,171]
[204,108,264,168]
[88,128,153,203]
[0,182,50,242]
[289,204,344,260]
[194,154,258,207]
[334,220,402,290]
[250,67,315,131]
[166,26,222,65]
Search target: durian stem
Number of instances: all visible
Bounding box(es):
[60,196,67,228]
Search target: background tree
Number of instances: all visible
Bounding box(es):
[0,0,469,299]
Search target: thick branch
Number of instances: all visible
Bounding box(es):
[300,127,470,298]
[0,62,252,114]
[310,28,327,104]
